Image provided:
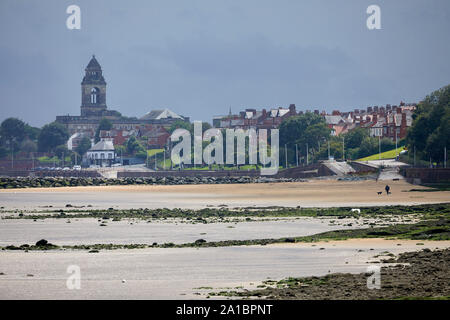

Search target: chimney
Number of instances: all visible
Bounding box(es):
[262,109,267,117]
[289,104,296,115]
[354,109,359,114]
[372,114,378,124]
[400,112,407,138]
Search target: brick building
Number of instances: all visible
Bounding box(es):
[213,102,415,141]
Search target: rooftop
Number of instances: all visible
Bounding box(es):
[89,139,114,151]
[140,108,184,121]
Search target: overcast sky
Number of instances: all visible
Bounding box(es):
[0,0,449,127]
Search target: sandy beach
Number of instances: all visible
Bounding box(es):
[0,180,449,210]
[1,180,449,299]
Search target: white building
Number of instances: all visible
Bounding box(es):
[86,139,116,167]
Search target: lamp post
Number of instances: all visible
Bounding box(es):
[378,136,381,160]
[444,147,447,168]
[306,143,309,166]
[327,140,330,160]
[395,130,398,159]
[285,144,288,168]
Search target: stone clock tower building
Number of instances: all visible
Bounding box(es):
[80,55,108,117]
[56,55,190,145]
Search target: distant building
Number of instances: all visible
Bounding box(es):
[213,104,297,130]
[86,139,116,167]
[56,56,189,147]
[140,109,184,121]
[213,102,415,141]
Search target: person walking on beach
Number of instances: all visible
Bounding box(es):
[385,185,390,195]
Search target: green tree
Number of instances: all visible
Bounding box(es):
[126,136,145,155]
[115,145,126,156]
[201,122,212,133]
[279,113,330,165]
[343,128,369,149]
[20,139,37,154]
[358,137,379,158]
[24,124,40,141]
[38,122,69,152]
[75,137,92,156]
[169,120,192,134]
[380,138,395,153]
[54,144,69,158]
[280,113,330,147]
[95,118,113,142]
[314,137,344,161]
[406,84,450,164]
[0,146,7,159]
[0,118,26,151]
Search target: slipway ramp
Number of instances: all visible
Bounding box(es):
[323,161,356,176]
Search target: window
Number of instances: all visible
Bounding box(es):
[90,87,100,104]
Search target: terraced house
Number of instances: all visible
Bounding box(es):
[213,102,415,141]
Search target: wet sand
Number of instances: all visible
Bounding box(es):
[0,217,375,246]
[0,239,448,299]
[0,180,448,210]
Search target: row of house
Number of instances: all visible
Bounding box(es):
[324,103,415,140]
[213,104,297,129]
[212,102,416,141]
